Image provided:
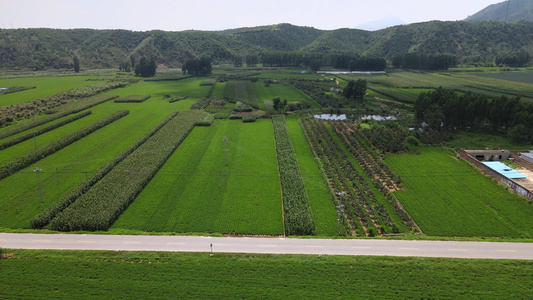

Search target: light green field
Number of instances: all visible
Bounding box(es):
[1,249,531,299]
[386,146,533,237]
[112,119,284,235]
[0,80,198,229]
[0,76,100,107]
[253,81,321,108]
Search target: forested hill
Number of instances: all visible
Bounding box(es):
[465,0,533,22]
[1,21,533,70]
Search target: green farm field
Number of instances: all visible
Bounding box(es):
[0,76,100,107]
[474,70,533,85]
[0,79,200,229]
[112,119,284,235]
[386,147,533,237]
[1,249,531,299]
[253,81,321,109]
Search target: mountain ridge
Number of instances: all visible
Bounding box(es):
[1,20,533,70]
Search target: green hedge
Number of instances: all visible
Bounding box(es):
[114,95,151,103]
[272,115,316,235]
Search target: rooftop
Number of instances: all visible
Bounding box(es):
[483,161,527,179]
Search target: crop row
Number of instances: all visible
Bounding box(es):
[272,115,315,235]
[0,110,129,181]
[0,111,92,151]
[329,121,418,231]
[30,110,181,229]
[114,95,151,103]
[301,118,374,236]
[0,94,118,141]
[48,110,206,231]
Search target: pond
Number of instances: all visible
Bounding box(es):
[314,114,396,121]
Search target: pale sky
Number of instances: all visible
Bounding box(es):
[0,0,504,31]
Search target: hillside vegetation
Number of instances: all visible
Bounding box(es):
[466,0,533,22]
[2,21,533,70]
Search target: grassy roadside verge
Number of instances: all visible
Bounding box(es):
[0,249,531,298]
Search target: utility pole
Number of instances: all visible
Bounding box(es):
[222,136,229,167]
[336,192,346,235]
[34,167,43,204]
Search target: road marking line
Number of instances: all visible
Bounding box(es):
[305,246,325,248]
[167,242,185,245]
[32,240,51,242]
[400,248,420,250]
[497,250,518,253]
[352,247,372,249]
[122,242,141,244]
[259,245,277,247]
[213,244,231,246]
[448,249,468,251]
[77,241,96,243]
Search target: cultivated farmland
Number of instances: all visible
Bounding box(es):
[386,147,533,237]
[112,119,284,235]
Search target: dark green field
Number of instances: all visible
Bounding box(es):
[1,249,531,299]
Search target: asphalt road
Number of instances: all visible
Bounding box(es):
[1,233,532,260]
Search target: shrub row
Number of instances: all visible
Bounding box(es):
[0,86,36,95]
[272,115,315,235]
[0,111,92,151]
[168,96,187,103]
[48,110,206,231]
[0,94,118,140]
[0,110,129,181]
[114,95,151,103]
[30,110,180,229]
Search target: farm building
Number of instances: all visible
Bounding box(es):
[464,149,512,161]
[482,161,527,179]
[521,152,533,164]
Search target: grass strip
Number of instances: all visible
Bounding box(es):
[49,110,206,231]
[0,111,92,151]
[272,114,315,235]
[0,94,118,140]
[0,110,129,180]
[0,250,531,299]
[30,111,180,229]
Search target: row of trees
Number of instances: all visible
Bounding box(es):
[343,79,367,102]
[261,52,387,71]
[495,50,531,67]
[391,53,458,70]
[134,57,157,77]
[182,56,212,76]
[415,88,533,142]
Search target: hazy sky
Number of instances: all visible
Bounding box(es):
[0,0,504,31]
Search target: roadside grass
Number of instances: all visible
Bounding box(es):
[386,146,533,238]
[0,249,531,299]
[0,76,101,107]
[112,119,284,235]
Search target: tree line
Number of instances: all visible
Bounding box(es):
[391,53,458,70]
[260,52,387,71]
[182,56,212,76]
[415,88,533,143]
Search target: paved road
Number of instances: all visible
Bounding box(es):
[1,233,532,260]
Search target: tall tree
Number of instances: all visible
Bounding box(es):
[134,56,157,77]
[73,55,80,73]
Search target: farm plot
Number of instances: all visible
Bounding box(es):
[253,81,320,109]
[224,80,261,109]
[386,147,533,237]
[0,81,197,229]
[285,115,338,236]
[0,76,100,107]
[112,119,284,235]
